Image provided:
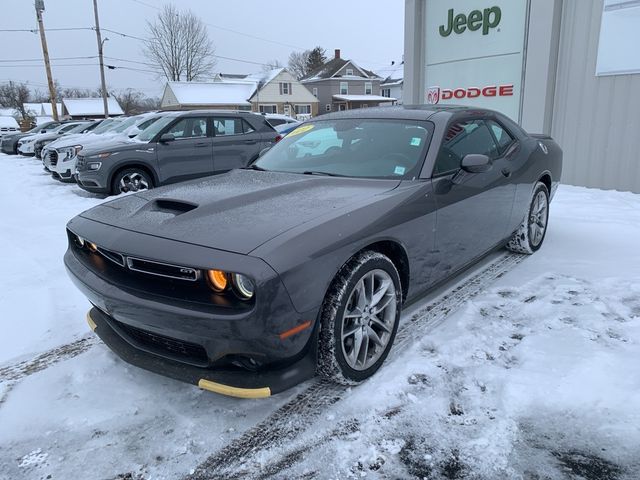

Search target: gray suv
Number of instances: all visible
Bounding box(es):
[75,110,281,195]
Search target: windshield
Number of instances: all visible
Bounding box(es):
[135,115,178,142]
[92,118,119,134]
[254,119,433,179]
[110,116,140,133]
[65,122,91,134]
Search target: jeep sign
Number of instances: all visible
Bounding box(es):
[424,0,528,120]
[439,6,502,37]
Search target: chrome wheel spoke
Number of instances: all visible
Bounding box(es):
[342,324,361,340]
[373,295,393,315]
[371,278,392,307]
[370,314,392,333]
[367,326,384,347]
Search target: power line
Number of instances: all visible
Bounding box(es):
[0,56,98,63]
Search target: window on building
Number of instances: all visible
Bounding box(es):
[280,82,292,95]
[346,68,354,76]
[295,105,311,115]
[381,88,391,98]
[433,120,500,175]
[596,0,640,75]
[259,105,278,114]
[326,104,332,111]
[312,87,318,97]
[340,82,348,95]
[365,82,373,95]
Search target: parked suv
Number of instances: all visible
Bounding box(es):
[1,121,62,154]
[75,110,280,195]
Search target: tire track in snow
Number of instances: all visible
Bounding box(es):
[185,252,526,480]
[0,335,98,405]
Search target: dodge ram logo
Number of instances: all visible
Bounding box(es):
[426,87,441,105]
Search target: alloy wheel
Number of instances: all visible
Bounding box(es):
[529,190,548,247]
[119,172,149,193]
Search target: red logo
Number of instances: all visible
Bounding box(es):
[426,87,441,104]
[435,84,514,101]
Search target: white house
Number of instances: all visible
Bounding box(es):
[62,98,123,118]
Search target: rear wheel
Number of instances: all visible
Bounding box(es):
[318,251,402,384]
[507,181,550,254]
[111,168,153,195]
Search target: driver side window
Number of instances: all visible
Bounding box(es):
[433,120,500,175]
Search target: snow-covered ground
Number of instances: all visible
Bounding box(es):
[1,152,639,479]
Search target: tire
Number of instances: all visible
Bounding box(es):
[111,168,153,195]
[318,251,402,385]
[507,181,550,254]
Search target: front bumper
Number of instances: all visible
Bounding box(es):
[86,307,317,398]
[64,217,320,396]
[76,169,110,193]
[18,142,35,154]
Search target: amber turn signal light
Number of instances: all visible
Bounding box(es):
[207,269,228,291]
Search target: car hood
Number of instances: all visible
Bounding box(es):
[50,133,131,151]
[81,138,148,156]
[80,169,401,254]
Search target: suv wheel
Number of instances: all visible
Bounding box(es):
[112,168,153,195]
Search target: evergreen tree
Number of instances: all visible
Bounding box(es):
[305,47,327,75]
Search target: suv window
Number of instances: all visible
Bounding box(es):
[487,120,514,154]
[433,120,500,175]
[168,117,208,139]
[213,118,245,136]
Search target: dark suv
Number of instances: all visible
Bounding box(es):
[75,110,281,195]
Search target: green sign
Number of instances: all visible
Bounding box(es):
[439,6,502,37]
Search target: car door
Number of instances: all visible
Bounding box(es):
[430,118,516,282]
[211,116,263,171]
[156,116,213,184]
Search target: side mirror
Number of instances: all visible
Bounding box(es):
[461,154,492,173]
[258,146,271,157]
[159,133,175,143]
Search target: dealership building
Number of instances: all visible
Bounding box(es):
[404,0,640,193]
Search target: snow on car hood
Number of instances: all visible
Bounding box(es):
[80,169,401,254]
[47,133,131,151]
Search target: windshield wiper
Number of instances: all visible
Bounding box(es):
[242,164,267,171]
[302,170,344,177]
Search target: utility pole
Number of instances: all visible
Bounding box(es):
[35,0,59,121]
[92,0,109,118]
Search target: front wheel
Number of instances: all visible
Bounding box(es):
[111,168,153,195]
[318,251,402,384]
[507,181,550,254]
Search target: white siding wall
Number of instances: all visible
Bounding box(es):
[552,0,640,193]
[250,71,317,104]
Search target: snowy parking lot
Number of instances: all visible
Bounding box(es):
[1,151,639,480]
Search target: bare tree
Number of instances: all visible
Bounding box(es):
[143,5,216,81]
[262,59,284,72]
[0,81,33,123]
[288,50,310,79]
[112,88,159,115]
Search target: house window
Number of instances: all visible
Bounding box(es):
[340,82,348,95]
[346,68,354,76]
[259,105,278,114]
[295,104,311,115]
[279,82,292,95]
[365,82,372,95]
[326,104,331,111]
[312,87,318,97]
[381,88,391,98]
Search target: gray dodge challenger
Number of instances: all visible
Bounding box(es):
[65,105,562,398]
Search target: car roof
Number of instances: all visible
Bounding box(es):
[317,104,498,122]
[165,109,263,117]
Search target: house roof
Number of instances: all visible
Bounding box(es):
[0,116,20,128]
[333,94,396,102]
[301,58,379,82]
[167,82,255,106]
[23,103,42,115]
[244,68,285,86]
[379,62,404,86]
[41,103,63,116]
[63,98,124,116]
[0,108,17,117]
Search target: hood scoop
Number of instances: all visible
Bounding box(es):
[134,198,199,220]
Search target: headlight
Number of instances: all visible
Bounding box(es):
[207,270,228,292]
[232,273,255,299]
[62,145,82,161]
[87,162,102,171]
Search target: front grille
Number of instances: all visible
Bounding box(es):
[114,319,209,365]
[126,256,200,281]
[49,150,58,166]
[76,155,85,169]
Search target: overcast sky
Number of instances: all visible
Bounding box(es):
[0,0,404,99]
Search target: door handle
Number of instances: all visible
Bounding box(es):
[244,140,257,144]
[501,168,512,178]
